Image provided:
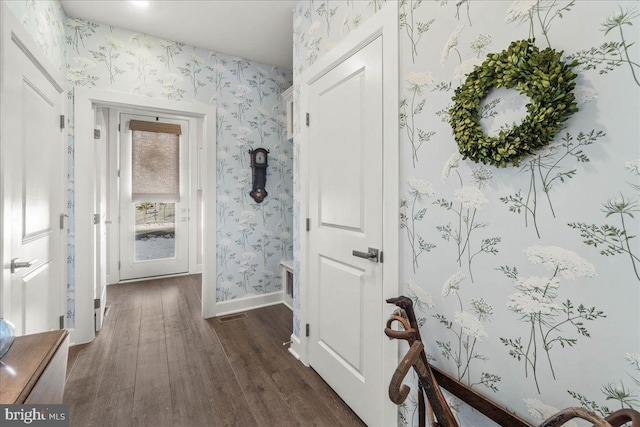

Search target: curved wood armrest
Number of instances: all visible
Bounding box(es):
[540,407,612,427]
[605,408,640,427]
[389,341,423,405]
[540,407,640,427]
[384,315,416,342]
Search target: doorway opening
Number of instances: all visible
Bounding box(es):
[73,88,217,345]
[118,112,191,281]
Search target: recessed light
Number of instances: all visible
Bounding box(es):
[131,1,149,7]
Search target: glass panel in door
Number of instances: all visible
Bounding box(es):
[135,202,176,261]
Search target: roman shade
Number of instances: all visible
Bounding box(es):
[130,120,182,201]
[129,119,181,135]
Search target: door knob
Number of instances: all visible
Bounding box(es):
[352,247,379,263]
[10,258,36,273]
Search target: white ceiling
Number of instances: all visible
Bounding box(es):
[60,0,297,70]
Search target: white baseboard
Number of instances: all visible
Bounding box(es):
[68,327,92,346]
[288,334,308,366]
[118,271,190,284]
[215,291,285,317]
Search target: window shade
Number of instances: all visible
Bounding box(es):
[129,119,181,135]
[131,127,180,201]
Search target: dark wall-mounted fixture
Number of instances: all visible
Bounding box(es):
[249,148,269,203]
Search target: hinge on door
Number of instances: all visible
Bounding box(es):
[380,251,384,263]
[306,218,310,232]
[94,129,101,139]
[60,115,65,130]
[59,213,68,229]
[94,298,101,309]
[93,213,100,225]
[118,261,121,270]
[305,324,310,337]
[117,170,120,178]
[305,113,309,126]
[59,315,65,329]
[118,123,121,132]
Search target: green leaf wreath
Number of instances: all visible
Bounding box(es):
[450,39,579,167]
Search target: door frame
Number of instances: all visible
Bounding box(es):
[0,3,67,332]
[297,4,399,427]
[116,111,192,281]
[73,88,216,345]
[93,106,108,332]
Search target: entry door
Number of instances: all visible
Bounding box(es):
[1,12,65,335]
[119,113,189,280]
[94,107,108,330]
[308,37,383,426]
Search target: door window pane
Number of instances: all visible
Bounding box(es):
[134,202,176,261]
[132,130,179,199]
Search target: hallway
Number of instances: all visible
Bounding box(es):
[64,275,365,426]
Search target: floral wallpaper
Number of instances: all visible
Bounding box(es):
[294,0,640,425]
[9,2,293,327]
[5,1,66,70]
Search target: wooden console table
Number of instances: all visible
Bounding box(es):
[0,329,69,404]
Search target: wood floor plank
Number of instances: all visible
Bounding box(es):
[64,275,363,427]
[194,341,260,426]
[138,313,165,345]
[165,330,215,427]
[131,339,172,427]
[105,282,126,306]
[270,367,364,427]
[97,343,138,396]
[90,387,135,427]
[118,283,144,311]
[64,375,100,427]
[96,295,142,396]
[65,303,120,382]
[141,280,163,318]
[66,343,89,381]
[160,284,187,336]
[228,351,298,427]
[169,277,261,426]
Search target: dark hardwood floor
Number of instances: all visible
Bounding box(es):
[64,275,366,427]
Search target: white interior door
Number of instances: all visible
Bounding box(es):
[1,9,66,335]
[308,37,384,426]
[119,113,189,280]
[94,107,108,330]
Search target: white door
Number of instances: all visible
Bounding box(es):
[119,113,189,280]
[94,107,108,330]
[1,9,66,335]
[308,37,384,426]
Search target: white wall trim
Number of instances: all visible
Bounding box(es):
[281,299,293,311]
[106,108,120,285]
[111,109,197,280]
[215,291,285,317]
[297,4,399,427]
[73,88,216,344]
[288,334,306,364]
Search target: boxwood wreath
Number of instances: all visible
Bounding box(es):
[449,39,579,167]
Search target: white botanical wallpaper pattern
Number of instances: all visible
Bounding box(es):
[294,0,640,425]
[6,1,66,70]
[9,2,293,327]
